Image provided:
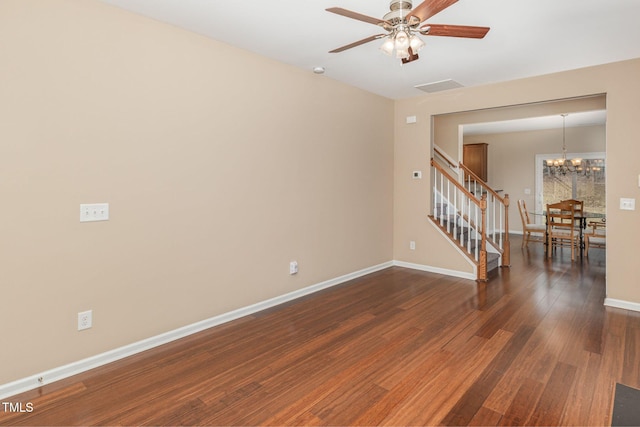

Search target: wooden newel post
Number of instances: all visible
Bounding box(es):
[503,193,511,267]
[478,194,488,282]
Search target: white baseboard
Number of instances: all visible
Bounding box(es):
[0,261,394,400]
[393,260,476,281]
[604,298,640,313]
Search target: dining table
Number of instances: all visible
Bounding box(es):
[529,210,606,258]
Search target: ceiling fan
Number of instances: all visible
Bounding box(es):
[326,0,490,64]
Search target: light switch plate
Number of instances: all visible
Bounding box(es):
[620,198,636,211]
[80,203,109,222]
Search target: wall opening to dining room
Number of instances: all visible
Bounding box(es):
[433,94,607,272]
[447,98,607,234]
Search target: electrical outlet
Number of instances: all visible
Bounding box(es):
[289,261,298,275]
[78,310,92,331]
[409,241,416,250]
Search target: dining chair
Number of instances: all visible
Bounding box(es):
[517,199,546,248]
[563,199,584,216]
[585,220,606,255]
[563,198,585,231]
[547,201,579,261]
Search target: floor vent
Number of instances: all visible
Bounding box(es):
[415,79,464,93]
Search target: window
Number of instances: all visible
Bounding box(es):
[535,152,606,214]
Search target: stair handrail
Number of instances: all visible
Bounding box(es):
[431,158,479,203]
[431,157,489,281]
[459,162,506,204]
[434,145,458,170]
[458,161,511,267]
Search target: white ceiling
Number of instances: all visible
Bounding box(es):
[97,0,640,100]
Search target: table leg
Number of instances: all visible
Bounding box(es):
[579,217,586,258]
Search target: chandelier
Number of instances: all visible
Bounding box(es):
[378,0,426,61]
[546,113,582,175]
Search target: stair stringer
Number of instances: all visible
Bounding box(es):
[427,215,478,279]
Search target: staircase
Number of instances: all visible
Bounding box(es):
[430,147,510,281]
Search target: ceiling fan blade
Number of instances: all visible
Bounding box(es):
[329,34,386,53]
[407,0,458,23]
[422,24,490,38]
[326,7,390,26]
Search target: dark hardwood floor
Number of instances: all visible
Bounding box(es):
[1,236,635,426]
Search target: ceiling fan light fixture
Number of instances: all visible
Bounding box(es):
[394,30,410,50]
[380,37,395,55]
[326,1,491,64]
[395,47,410,59]
[409,34,425,52]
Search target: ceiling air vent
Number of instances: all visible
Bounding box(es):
[415,79,464,93]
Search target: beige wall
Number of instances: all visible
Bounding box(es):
[0,1,394,384]
[465,124,606,233]
[394,58,640,303]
